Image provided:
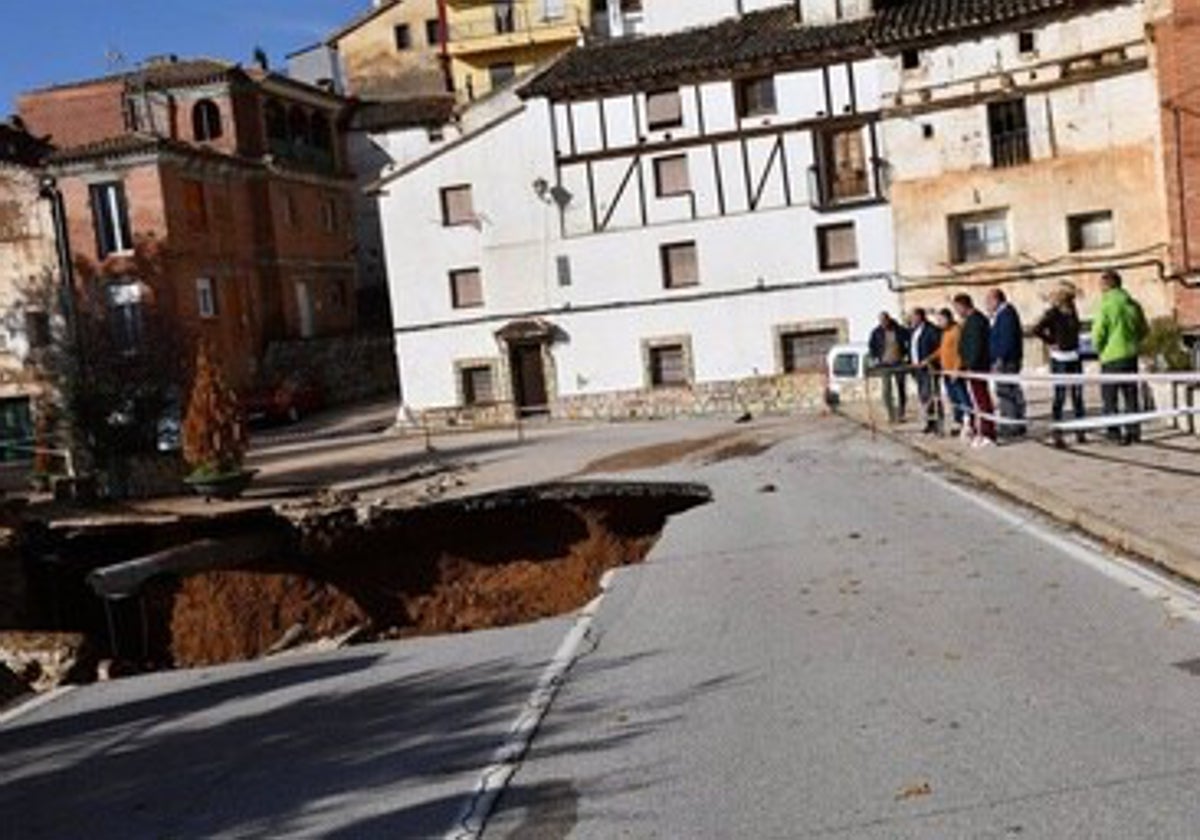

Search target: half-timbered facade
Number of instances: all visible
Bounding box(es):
[377,2,899,424]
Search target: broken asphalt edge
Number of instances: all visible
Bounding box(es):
[445,568,617,840]
[837,410,1200,590]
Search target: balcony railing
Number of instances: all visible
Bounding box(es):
[990,128,1031,169]
[448,6,584,42]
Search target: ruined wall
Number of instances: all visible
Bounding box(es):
[0,164,56,384]
[883,4,1174,325]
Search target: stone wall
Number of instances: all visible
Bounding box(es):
[403,370,855,430]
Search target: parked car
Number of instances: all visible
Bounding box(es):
[241,374,325,426]
[824,343,871,408]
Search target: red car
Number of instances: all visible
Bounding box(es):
[241,375,325,425]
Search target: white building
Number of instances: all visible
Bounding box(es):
[375,1,899,424]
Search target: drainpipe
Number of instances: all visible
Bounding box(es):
[1173,106,1193,275]
[437,0,453,95]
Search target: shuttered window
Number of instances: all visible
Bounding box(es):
[450,269,484,308]
[660,242,698,289]
[653,155,691,197]
[461,365,496,406]
[646,89,683,130]
[649,344,687,387]
[817,222,858,270]
[441,185,475,226]
[781,328,839,373]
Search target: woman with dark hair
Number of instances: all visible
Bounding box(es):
[1033,283,1086,448]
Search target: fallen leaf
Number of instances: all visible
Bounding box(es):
[896,781,933,801]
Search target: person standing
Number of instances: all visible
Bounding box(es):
[929,308,970,435]
[909,308,943,434]
[1033,284,1086,448]
[986,289,1027,439]
[868,312,911,424]
[953,294,996,446]
[1092,269,1148,445]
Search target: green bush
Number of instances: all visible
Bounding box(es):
[1142,317,1193,371]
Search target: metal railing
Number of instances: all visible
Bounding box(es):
[990,129,1031,169]
[448,6,584,42]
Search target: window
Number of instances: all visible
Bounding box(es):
[24,310,51,350]
[1018,31,1037,55]
[1068,211,1115,252]
[321,197,338,232]
[182,179,208,231]
[489,62,516,89]
[901,49,921,71]
[284,192,299,228]
[494,0,516,34]
[816,126,869,205]
[988,99,1030,168]
[89,182,133,258]
[441,185,475,226]
[736,75,777,118]
[192,99,223,141]
[461,365,496,406]
[426,18,442,46]
[450,268,484,308]
[653,155,690,197]
[950,210,1010,264]
[817,222,859,271]
[648,343,688,388]
[646,89,683,130]
[395,24,412,50]
[780,328,840,374]
[660,242,698,289]
[196,277,217,319]
[106,281,144,353]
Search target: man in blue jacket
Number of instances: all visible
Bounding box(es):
[986,289,1027,439]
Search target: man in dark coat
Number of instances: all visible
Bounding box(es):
[909,308,943,433]
[953,293,996,445]
[868,312,911,423]
[986,288,1027,439]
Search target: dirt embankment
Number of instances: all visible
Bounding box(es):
[147,486,707,668]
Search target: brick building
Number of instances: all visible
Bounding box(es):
[18,57,358,389]
[1156,0,1200,330]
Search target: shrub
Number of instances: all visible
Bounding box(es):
[182,344,246,476]
[1142,317,1193,372]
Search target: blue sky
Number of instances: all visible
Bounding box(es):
[3,1,358,116]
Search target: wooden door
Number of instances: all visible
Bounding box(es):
[511,343,549,415]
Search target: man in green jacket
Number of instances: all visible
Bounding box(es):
[1092,270,1148,445]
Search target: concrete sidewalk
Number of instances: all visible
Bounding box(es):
[844,405,1200,585]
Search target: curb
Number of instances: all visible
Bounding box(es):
[841,411,1200,589]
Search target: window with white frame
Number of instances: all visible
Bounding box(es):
[441,185,475,226]
[196,277,218,319]
[646,89,683,130]
[653,155,690,197]
[1067,211,1115,252]
[950,209,1010,264]
[106,280,145,353]
[660,242,699,289]
[89,181,133,258]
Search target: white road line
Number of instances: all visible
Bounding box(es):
[0,686,75,728]
[919,468,1200,624]
[444,569,617,840]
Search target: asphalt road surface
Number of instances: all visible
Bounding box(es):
[3,417,1200,839]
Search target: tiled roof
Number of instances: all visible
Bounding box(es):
[524,0,1129,99]
[44,133,262,168]
[348,96,457,131]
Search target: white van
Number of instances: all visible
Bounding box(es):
[824,343,871,408]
